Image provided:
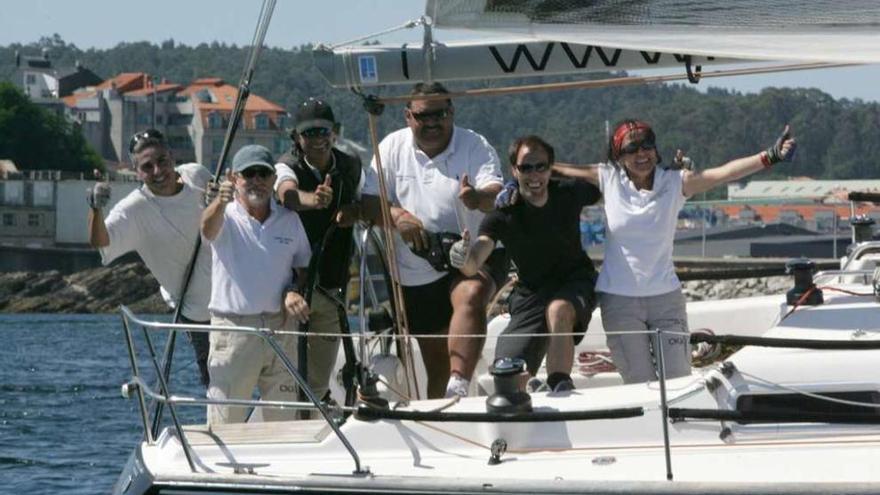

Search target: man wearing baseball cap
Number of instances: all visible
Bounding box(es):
[274,98,364,404]
[201,144,312,425]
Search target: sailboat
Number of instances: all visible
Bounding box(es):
[113,1,880,494]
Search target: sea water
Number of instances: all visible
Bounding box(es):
[0,313,204,494]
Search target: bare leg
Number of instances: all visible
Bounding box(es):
[545,299,576,376]
[416,334,450,399]
[448,272,495,380]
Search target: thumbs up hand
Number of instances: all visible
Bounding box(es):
[313,173,334,209]
[449,229,470,269]
[86,169,112,209]
[458,174,480,210]
[218,169,235,205]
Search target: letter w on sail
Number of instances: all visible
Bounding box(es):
[489,42,623,73]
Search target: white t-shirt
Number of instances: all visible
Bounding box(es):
[100,163,213,321]
[363,126,503,286]
[207,200,311,315]
[596,163,688,297]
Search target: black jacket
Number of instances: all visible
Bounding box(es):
[277,147,362,291]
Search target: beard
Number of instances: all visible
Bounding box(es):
[239,187,270,208]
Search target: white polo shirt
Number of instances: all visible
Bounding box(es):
[207,199,311,315]
[100,163,213,321]
[363,126,503,286]
[596,163,688,297]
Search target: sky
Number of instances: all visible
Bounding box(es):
[2,0,878,102]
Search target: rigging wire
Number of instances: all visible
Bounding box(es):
[327,17,426,50]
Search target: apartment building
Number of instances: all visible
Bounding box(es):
[63,73,289,170]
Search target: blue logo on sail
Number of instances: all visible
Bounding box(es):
[358,56,378,83]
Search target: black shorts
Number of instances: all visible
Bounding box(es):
[494,272,597,375]
[401,249,509,335]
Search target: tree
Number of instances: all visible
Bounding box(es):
[0,82,103,173]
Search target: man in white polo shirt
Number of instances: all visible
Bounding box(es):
[201,144,312,425]
[362,82,506,399]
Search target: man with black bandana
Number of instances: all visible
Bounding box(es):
[455,135,600,392]
[274,98,363,402]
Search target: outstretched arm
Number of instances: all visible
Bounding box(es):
[683,125,796,197]
[552,162,600,185]
[278,174,334,211]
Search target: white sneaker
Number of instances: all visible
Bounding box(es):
[445,375,470,398]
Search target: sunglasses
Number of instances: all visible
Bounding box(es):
[409,108,450,123]
[128,129,165,153]
[239,167,274,179]
[514,162,550,174]
[619,138,656,156]
[300,127,332,138]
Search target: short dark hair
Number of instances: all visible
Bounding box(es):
[407,82,452,108]
[508,135,555,167]
[129,128,167,156]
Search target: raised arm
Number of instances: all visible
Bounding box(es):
[683,125,796,197]
[552,162,600,185]
[86,178,111,248]
[201,170,234,241]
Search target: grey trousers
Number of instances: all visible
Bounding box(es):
[600,290,691,384]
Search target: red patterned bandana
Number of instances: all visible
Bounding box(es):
[611,121,653,160]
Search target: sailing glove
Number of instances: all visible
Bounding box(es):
[494,180,520,209]
[205,180,219,205]
[449,231,470,269]
[86,182,111,209]
[765,125,797,165]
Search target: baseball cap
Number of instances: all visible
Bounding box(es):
[295,98,336,134]
[232,145,274,173]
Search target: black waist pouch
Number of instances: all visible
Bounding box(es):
[411,231,462,273]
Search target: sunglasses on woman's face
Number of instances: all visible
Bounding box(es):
[514,162,550,174]
[619,138,656,156]
[239,167,273,179]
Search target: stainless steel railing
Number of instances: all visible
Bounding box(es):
[119,306,368,475]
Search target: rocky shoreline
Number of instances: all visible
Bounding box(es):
[0,262,168,314]
[0,262,797,315]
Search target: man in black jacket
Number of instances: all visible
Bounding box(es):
[274,98,363,402]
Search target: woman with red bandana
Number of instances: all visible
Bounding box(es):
[524,120,796,384]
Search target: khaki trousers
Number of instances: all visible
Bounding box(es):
[207,311,298,425]
[306,290,343,400]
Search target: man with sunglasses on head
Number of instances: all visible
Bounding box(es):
[362,82,506,399]
[454,136,601,393]
[549,120,796,384]
[201,145,312,425]
[273,98,364,404]
[86,129,213,388]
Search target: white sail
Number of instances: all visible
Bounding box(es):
[427,0,880,64]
